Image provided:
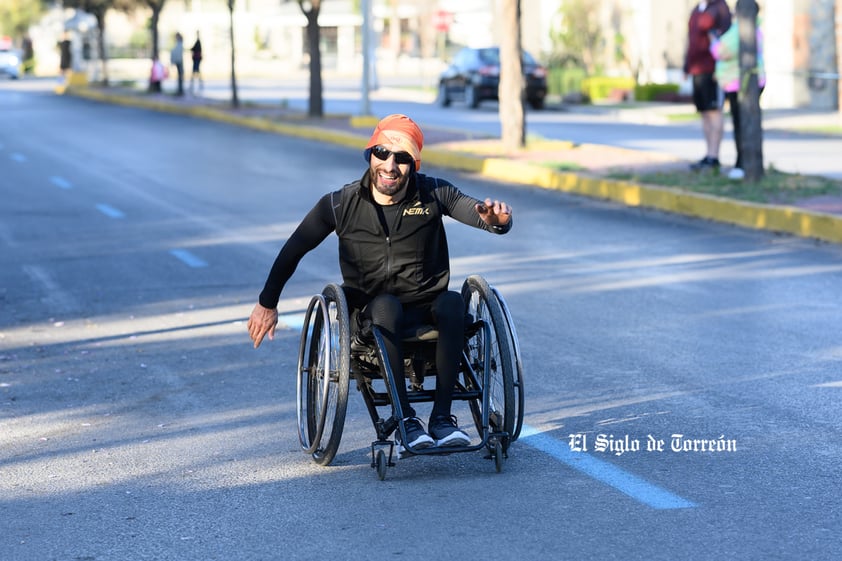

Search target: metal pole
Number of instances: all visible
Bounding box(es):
[360,0,371,115]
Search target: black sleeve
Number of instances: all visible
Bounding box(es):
[258,192,338,309]
[715,2,732,36]
[433,177,513,235]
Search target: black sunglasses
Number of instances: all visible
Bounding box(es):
[371,145,414,165]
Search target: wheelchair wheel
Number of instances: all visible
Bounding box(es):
[461,275,515,452]
[491,286,525,442]
[296,283,350,466]
[375,449,388,481]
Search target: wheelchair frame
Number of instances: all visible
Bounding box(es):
[295,275,524,480]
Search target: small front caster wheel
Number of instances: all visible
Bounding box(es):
[375,449,388,481]
[494,442,504,473]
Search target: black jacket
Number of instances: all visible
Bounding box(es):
[259,171,511,310]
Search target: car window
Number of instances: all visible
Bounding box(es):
[452,49,469,68]
[478,48,500,65]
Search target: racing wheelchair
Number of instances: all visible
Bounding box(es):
[295,274,524,480]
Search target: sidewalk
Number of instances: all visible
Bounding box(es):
[65,83,842,245]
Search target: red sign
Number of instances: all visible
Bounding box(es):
[433,10,453,33]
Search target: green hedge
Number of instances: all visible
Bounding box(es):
[581,76,636,102]
[547,67,587,97]
[548,70,681,103]
[634,83,681,101]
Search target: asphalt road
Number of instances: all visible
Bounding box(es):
[2,81,842,561]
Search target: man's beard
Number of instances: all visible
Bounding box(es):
[372,169,410,198]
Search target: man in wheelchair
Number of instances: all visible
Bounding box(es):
[248,114,512,457]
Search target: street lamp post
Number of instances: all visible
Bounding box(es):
[360,0,372,116]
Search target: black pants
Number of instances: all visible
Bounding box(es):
[356,291,465,421]
[174,62,184,95]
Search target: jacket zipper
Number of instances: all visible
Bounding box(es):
[384,199,407,293]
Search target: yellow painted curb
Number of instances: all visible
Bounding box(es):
[349,115,379,128]
[67,87,842,245]
[475,158,842,244]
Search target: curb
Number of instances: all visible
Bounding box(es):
[68,86,842,245]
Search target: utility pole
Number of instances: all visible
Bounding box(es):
[360,0,372,116]
[736,0,763,181]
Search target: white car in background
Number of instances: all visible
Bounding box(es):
[0,47,21,79]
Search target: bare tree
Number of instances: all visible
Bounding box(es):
[298,0,323,117]
[143,0,166,64]
[61,0,134,85]
[550,0,603,74]
[736,0,763,181]
[499,0,525,151]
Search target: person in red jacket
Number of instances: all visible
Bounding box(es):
[684,0,732,172]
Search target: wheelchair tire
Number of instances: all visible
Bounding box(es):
[491,286,525,442]
[461,275,516,452]
[296,283,350,466]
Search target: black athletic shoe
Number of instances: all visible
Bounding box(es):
[689,156,721,172]
[395,417,434,458]
[429,415,471,447]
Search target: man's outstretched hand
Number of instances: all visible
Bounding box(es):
[476,198,512,227]
[248,303,279,348]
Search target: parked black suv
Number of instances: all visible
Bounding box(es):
[437,46,547,110]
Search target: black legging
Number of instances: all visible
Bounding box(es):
[358,291,465,421]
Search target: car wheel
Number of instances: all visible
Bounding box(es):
[528,97,544,110]
[437,83,451,107]
[466,84,480,109]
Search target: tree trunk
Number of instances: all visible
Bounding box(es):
[229,0,239,108]
[150,8,160,60]
[299,1,323,118]
[736,0,763,181]
[95,13,109,85]
[499,0,525,151]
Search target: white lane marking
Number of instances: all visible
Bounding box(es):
[96,204,125,219]
[519,425,697,509]
[278,313,306,330]
[169,249,208,268]
[21,264,80,313]
[50,176,73,189]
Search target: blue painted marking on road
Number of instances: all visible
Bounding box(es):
[519,424,697,510]
[278,313,306,331]
[95,204,125,219]
[50,176,73,189]
[169,249,208,268]
[10,152,26,163]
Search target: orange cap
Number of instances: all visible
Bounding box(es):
[365,114,424,170]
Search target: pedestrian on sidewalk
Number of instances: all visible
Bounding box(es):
[58,32,72,82]
[710,7,766,180]
[149,54,167,93]
[189,31,203,94]
[684,0,732,173]
[170,32,185,96]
